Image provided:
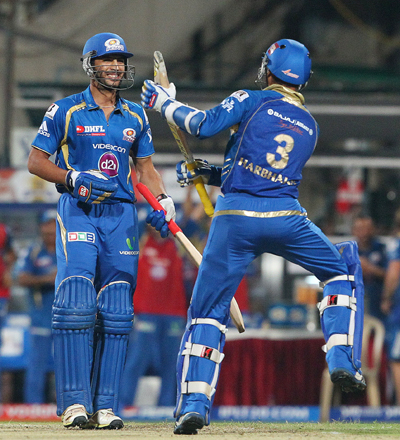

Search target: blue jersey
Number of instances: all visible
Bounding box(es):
[358,239,387,321]
[32,86,155,202]
[383,237,400,359]
[19,242,57,329]
[198,85,319,198]
[386,238,400,321]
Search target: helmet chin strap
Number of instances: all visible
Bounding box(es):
[92,67,135,91]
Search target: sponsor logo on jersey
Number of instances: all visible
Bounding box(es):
[68,232,95,243]
[221,98,235,113]
[230,90,249,102]
[126,237,135,250]
[76,125,106,136]
[119,237,138,255]
[267,109,313,136]
[98,152,119,177]
[105,38,125,52]
[93,143,126,153]
[123,128,136,143]
[119,250,139,255]
[45,103,59,120]
[282,69,300,79]
[38,121,50,137]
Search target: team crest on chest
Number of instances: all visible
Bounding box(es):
[123,128,136,143]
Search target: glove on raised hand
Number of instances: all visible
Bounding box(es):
[176,159,211,187]
[66,170,118,204]
[140,80,176,112]
[146,210,169,238]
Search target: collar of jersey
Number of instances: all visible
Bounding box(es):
[82,86,123,113]
[264,84,305,105]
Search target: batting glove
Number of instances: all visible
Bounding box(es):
[66,170,118,204]
[157,194,176,222]
[141,80,176,112]
[146,210,169,238]
[176,159,210,186]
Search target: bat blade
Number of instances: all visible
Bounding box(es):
[153,50,214,217]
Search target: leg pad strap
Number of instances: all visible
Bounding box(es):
[182,342,225,364]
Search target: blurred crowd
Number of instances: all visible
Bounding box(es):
[3,192,400,407]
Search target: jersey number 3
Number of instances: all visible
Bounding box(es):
[267,134,294,170]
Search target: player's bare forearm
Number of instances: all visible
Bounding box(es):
[135,156,167,197]
[28,147,68,184]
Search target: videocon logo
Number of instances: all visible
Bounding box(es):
[126,237,135,250]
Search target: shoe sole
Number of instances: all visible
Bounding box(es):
[97,420,124,430]
[174,414,205,435]
[83,420,124,430]
[63,415,88,428]
[331,369,366,393]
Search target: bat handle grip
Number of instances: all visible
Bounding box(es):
[186,163,215,217]
[136,183,181,235]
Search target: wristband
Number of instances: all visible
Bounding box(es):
[156,194,169,202]
[66,170,79,189]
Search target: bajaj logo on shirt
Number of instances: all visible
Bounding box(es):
[68,232,95,243]
[76,125,106,136]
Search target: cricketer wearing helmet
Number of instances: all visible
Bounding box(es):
[141,39,365,435]
[28,32,175,429]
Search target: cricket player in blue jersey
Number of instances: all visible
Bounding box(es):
[381,211,400,404]
[17,210,57,404]
[27,32,175,429]
[141,39,366,434]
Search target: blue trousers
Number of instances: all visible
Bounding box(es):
[175,193,350,420]
[120,314,185,407]
[24,331,53,403]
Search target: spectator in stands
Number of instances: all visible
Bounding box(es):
[381,208,400,404]
[17,210,57,403]
[119,225,187,408]
[352,215,387,322]
[0,222,16,402]
[178,186,213,303]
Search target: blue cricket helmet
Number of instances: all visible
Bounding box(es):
[81,32,135,90]
[256,39,312,90]
[82,32,133,60]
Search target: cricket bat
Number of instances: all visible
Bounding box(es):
[136,182,245,333]
[153,50,215,218]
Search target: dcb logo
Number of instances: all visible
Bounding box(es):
[68,232,95,243]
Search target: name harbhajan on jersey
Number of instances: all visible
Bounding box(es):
[237,157,296,186]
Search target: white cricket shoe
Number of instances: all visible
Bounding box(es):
[86,408,124,429]
[61,404,88,428]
